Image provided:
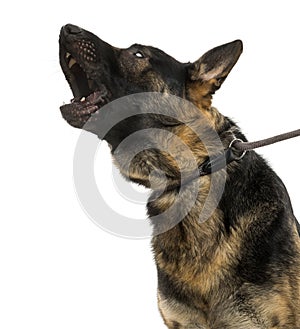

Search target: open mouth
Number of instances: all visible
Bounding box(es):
[59,25,110,128]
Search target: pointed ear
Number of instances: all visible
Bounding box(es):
[188,40,243,92]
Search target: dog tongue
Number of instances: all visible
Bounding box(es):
[86,89,106,104]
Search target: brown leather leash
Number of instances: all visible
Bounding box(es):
[231,129,300,152]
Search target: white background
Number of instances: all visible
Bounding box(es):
[1,1,300,328]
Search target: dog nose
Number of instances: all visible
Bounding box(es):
[62,24,83,35]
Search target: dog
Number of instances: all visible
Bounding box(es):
[59,24,300,328]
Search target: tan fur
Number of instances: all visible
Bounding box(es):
[186,80,213,110]
[154,207,300,328]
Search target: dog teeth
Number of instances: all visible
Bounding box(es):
[68,58,77,69]
[65,52,71,59]
[80,97,86,102]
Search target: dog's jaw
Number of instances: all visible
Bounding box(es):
[59,24,113,128]
[60,88,109,128]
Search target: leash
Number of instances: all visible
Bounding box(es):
[231,128,300,152]
[197,128,300,177]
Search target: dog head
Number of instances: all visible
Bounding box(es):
[59,24,242,188]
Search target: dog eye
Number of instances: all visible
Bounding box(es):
[159,115,181,127]
[134,51,144,58]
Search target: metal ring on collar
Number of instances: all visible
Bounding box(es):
[229,138,247,161]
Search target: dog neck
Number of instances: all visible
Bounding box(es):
[155,145,242,194]
[147,123,237,236]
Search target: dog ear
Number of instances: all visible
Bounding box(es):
[188,40,243,93]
